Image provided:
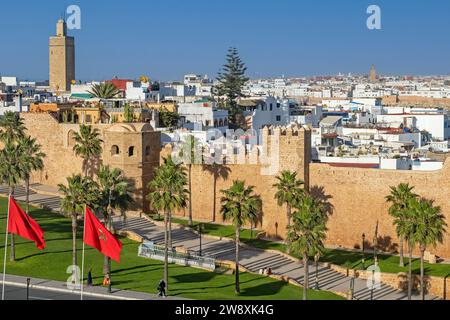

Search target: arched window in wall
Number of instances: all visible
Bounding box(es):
[111,145,120,156]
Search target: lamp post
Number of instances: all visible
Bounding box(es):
[198,224,203,257]
[26,278,30,300]
[370,269,375,300]
[362,233,366,269]
[107,189,112,294]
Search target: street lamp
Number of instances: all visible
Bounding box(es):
[362,233,366,269]
[26,278,30,300]
[107,189,113,294]
[198,224,203,257]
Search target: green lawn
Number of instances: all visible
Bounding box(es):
[0,198,342,300]
[170,216,450,278]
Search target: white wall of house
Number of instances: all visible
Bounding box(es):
[377,114,449,141]
[178,102,229,133]
[412,161,443,171]
[0,77,18,87]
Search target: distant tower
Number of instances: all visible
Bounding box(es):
[49,19,75,92]
[369,64,377,83]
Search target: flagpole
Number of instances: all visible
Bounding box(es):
[1,195,11,301]
[80,204,87,301]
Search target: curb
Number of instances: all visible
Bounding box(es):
[4,280,140,300]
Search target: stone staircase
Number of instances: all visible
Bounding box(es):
[115,216,439,300]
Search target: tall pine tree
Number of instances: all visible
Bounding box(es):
[215,47,249,128]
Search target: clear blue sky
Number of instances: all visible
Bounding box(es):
[1,0,450,81]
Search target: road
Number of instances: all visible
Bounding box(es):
[2,284,103,300]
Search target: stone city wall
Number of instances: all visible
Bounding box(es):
[164,126,312,238]
[21,113,161,210]
[310,160,450,258]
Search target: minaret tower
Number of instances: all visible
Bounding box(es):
[49,19,75,92]
[369,64,377,83]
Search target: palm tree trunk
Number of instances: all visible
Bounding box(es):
[188,164,193,226]
[212,174,217,222]
[303,254,309,301]
[84,160,88,177]
[72,213,78,267]
[408,242,413,300]
[315,255,319,290]
[235,226,241,294]
[399,236,404,267]
[420,245,425,300]
[103,214,110,275]
[286,204,291,254]
[164,209,169,292]
[25,177,30,214]
[168,210,173,250]
[103,255,110,275]
[9,187,15,262]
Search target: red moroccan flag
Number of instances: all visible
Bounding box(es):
[83,207,122,263]
[8,197,45,250]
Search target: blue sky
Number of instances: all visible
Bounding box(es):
[1,0,450,81]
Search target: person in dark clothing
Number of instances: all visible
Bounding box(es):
[87,269,93,287]
[158,279,166,298]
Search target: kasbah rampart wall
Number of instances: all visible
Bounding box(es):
[20,113,450,258]
[21,113,161,211]
[310,160,450,258]
[163,125,311,238]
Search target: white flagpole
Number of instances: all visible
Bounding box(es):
[2,195,11,301]
[80,204,87,300]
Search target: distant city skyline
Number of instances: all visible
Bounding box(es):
[1,0,450,81]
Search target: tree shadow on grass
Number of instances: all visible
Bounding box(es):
[170,273,263,294]
[171,271,217,283]
[112,266,162,278]
[239,280,288,298]
[15,249,73,262]
[112,264,152,275]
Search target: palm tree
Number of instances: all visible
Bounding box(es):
[147,156,188,292]
[0,111,26,144]
[288,194,327,300]
[179,135,201,226]
[409,198,446,300]
[59,175,99,267]
[221,180,261,294]
[88,82,121,99]
[202,163,231,222]
[394,197,416,300]
[385,183,418,267]
[96,165,133,276]
[0,142,25,261]
[0,112,27,262]
[17,136,46,214]
[273,170,304,253]
[73,125,103,177]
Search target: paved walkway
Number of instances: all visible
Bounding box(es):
[0,184,439,300]
[0,185,61,212]
[114,217,439,300]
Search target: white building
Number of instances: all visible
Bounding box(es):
[125,81,156,101]
[178,100,229,134]
[0,76,18,87]
[377,112,450,141]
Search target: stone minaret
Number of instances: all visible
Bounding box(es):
[49,19,75,92]
[369,64,377,83]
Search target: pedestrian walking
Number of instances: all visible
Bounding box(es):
[87,268,93,287]
[158,279,166,298]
